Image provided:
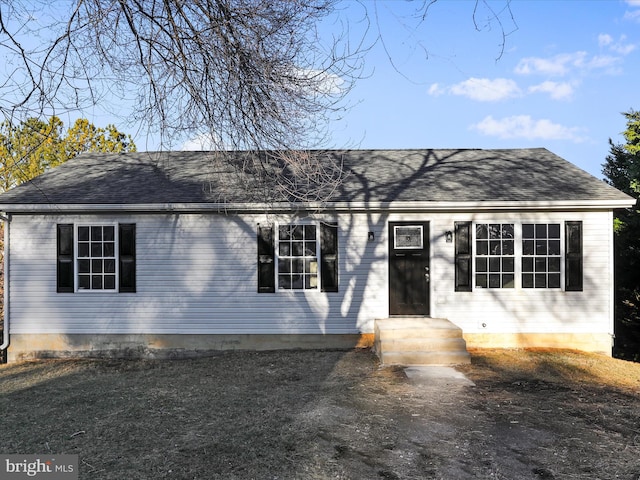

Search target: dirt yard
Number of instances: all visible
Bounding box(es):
[0,348,639,479]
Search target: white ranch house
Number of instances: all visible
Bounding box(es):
[0,149,634,362]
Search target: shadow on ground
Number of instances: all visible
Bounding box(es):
[0,349,639,479]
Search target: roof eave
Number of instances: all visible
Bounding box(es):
[0,198,636,214]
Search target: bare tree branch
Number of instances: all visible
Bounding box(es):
[472,0,518,61]
[0,0,516,202]
[373,0,517,81]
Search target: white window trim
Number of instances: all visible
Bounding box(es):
[472,222,566,290]
[74,223,119,293]
[275,221,321,292]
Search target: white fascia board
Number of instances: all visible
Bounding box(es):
[0,198,636,214]
[320,199,637,212]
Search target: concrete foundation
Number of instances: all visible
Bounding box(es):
[7,333,376,362]
[5,331,613,362]
[463,332,613,356]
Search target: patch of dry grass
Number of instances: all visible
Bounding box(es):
[0,349,639,479]
[0,351,375,479]
[462,348,640,391]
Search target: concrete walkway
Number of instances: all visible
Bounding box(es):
[404,366,475,387]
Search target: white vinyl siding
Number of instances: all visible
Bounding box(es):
[429,211,613,335]
[8,213,378,335]
[7,209,614,339]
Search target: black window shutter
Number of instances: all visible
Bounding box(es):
[565,221,583,291]
[257,225,275,293]
[455,221,473,292]
[119,224,136,293]
[57,224,74,293]
[320,222,338,292]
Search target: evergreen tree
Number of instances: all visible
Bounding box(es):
[603,110,640,360]
[0,117,136,192]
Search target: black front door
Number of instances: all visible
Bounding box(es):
[389,221,430,316]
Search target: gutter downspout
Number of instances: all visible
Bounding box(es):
[0,213,10,356]
[609,210,616,352]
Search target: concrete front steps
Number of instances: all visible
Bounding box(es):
[374,317,471,366]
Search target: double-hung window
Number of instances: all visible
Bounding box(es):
[522,223,561,288]
[475,223,515,288]
[277,224,318,290]
[57,223,136,293]
[257,221,338,293]
[77,225,117,290]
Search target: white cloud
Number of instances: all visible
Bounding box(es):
[515,48,629,76]
[586,54,622,70]
[294,68,344,95]
[450,78,522,101]
[598,33,613,47]
[624,1,640,21]
[625,9,640,21]
[516,34,634,80]
[471,115,587,142]
[428,83,444,96]
[599,33,636,55]
[429,77,521,102]
[515,52,587,76]
[528,81,575,100]
[181,132,220,150]
[613,43,637,55]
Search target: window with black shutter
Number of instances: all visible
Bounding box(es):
[56,223,136,293]
[460,221,584,291]
[257,221,338,292]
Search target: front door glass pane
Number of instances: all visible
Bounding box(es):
[394,226,423,249]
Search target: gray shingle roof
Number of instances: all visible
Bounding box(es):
[0,148,633,210]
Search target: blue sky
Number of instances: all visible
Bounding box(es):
[41,1,638,179]
[314,0,640,178]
